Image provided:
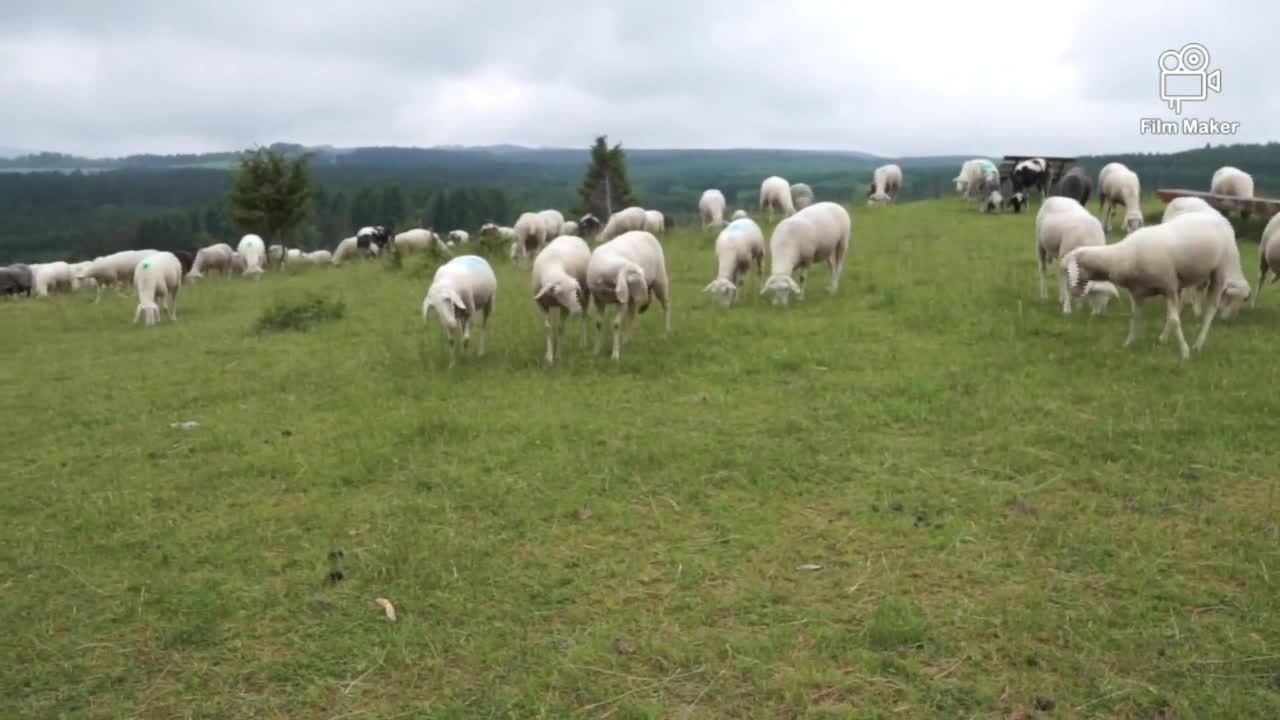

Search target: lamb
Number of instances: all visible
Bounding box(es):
[760,202,851,306]
[447,230,470,246]
[1055,166,1094,206]
[132,252,183,327]
[0,264,33,297]
[30,261,74,296]
[531,235,593,364]
[538,210,566,240]
[1011,158,1049,200]
[422,255,497,367]
[759,176,796,218]
[1255,213,1280,307]
[703,217,766,307]
[1098,163,1144,233]
[187,243,236,279]
[867,164,903,206]
[790,183,815,211]
[643,210,666,236]
[983,191,1004,214]
[1063,210,1242,359]
[699,189,727,228]
[1035,197,1120,315]
[392,228,449,256]
[586,230,672,361]
[1007,192,1028,213]
[237,234,267,276]
[731,209,749,221]
[513,212,547,264]
[598,207,649,244]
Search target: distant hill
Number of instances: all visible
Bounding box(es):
[0,146,29,159]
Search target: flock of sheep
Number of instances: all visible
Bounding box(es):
[3,158,1275,364]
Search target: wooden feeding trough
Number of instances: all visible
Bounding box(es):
[1155,188,1280,219]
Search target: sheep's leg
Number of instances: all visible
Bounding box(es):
[555,307,569,360]
[1192,287,1222,353]
[579,291,591,349]
[1164,294,1192,359]
[460,318,472,356]
[1057,268,1072,315]
[1038,254,1049,301]
[610,308,626,361]
[654,282,672,336]
[1125,295,1143,348]
[446,327,458,368]
[1254,269,1269,308]
[477,306,490,357]
[593,303,607,355]
[542,310,556,365]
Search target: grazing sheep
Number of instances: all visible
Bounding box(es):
[759,176,796,218]
[1255,213,1280,307]
[187,243,236,279]
[867,164,903,206]
[332,236,378,264]
[731,209,749,221]
[70,261,97,291]
[132,252,183,327]
[760,202,851,306]
[1055,166,1094,206]
[586,230,672,361]
[955,159,999,209]
[30,261,74,296]
[284,248,306,266]
[447,230,470,246]
[1099,164,1145,233]
[531,235,593,364]
[268,244,285,266]
[75,250,156,300]
[1211,166,1256,218]
[699,189,727,229]
[479,223,517,243]
[561,221,580,237]
[703,218,766,307]
[1035,197,1119,315]
[983,191,1004,214]
[598,207,649,244]
[1011,158,1049,200]
[0,264,33,297]
[231,252,247,274]
[790,183,815,211]
[237,234,267,276]
[422,255,497,367]
[513,212,547,264]
[1064,210,1242,359]
[1152,199,1249,317]
[1097,162,1124,206]
[643,210,666,236]
[392,229,449,256]
[355,226,391,256]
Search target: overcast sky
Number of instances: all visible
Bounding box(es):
[1,1,1275,158]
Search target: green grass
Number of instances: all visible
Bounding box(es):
[3,199,1279,719]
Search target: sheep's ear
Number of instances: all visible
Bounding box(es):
[534,283,554,301]
[615,272,630,304]
[702,281,717,294]
[448,290,466,312]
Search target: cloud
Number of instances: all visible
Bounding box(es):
[0,0,1275,156]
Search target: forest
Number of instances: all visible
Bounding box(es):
[3,141,1279,263]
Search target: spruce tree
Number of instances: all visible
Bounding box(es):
[574,135,637,219]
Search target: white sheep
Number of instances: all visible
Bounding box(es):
[306,250,333,264]
[586,230,672,361]
[1035,197,1120,315]
[643,210,666,236]
[1099,164,1144,233]
[30,261,74,296]
[731,209,749,221]
[76,250,157,301]
[531,235,593,364]
[1064,210,1243,359]
[598,207,649,244]
[268,244,285,266]
[70,261,97,291]
[983,190,1004,214]
[513,212,547,264]
[284,248,306,266]
[703,218,765,307]
[867,164,903,206]
[187,243,236,279]
[237,234,267,276]
[480,223,517,242]
[790,183,815,211]
[759,176,796,218]
[1156,200,1251,319]
[132,252,182,327]
[955,159,998,209]
[538,210,566,240]
[392,229,449,256]
[1162,197,1214,223]
[1211,166,1255,199]
[448,230,470,246]
[699,189,727,229]
[561,221,580,237]
[422,255,497,367]
[1255,213,1280,307]
[332,236,370,265]
[760,202,851,306]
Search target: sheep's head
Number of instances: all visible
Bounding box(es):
[1083,280,1121,315]
[1220,279,1252,319]
[424,289,466,330]
[1124,210,1145,233]
[867,192,892,207]
[984,192,1003,213]
[954,178,967,194]
[534,278,584,314]
[614,264,649,308]
[703,278,738,308]
[479,223,499,237]
[1064,248,1107,295]
[761,274,803,306]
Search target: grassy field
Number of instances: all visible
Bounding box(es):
[4,199,1279,719]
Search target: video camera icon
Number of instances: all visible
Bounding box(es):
[1159,43,1222,115]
